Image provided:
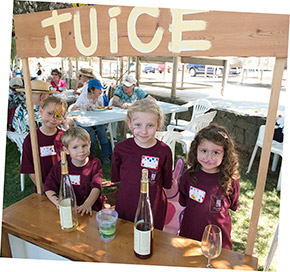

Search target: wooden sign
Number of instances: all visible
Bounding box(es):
[14,4,289,58]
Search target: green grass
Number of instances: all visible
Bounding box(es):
[2,137,280,271]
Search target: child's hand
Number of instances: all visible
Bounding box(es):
[77,203,93,216]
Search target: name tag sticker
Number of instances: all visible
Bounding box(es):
[141,155,159,170]
[39,145,56,157]
[70,175,81,185]
[189,186,206,203]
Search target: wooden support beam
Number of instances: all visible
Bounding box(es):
[99,57,102,77]
[75,57,79,77]
[171,56,178,98]
[119,57,124,84]
[245,57,286,255]
[22,58,43,194]
[136,57,140,87]
[221,59,230,96]
[180,63,185,90]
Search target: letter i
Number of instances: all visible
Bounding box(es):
[109,7,121,54]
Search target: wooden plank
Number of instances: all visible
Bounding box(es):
[139,56,174,63]
[2,193,258,269]
[181,56,225,66]
[22,58,43,194]
[245,57,286,255]
[14,5,289,58]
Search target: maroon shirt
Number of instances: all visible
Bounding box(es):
[44,155,103,211]
[20,128,64,190]
[179,169,240,250]
[111,138,172,230]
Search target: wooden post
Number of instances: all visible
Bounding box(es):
[99,57,102,77]
[120,57,124,84]
[171,56,178,98]
[75,57,79,77]
[221,59,229,96]
[181,63,185,90]
[22,58,43,194]
[245,57,286,255]
[136,56,140,87]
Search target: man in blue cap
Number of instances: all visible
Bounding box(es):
[71,78,111,165]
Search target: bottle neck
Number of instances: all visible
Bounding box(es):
[140,181,148,194]
[61,163,68,175]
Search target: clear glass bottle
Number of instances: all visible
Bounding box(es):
[134,168,154,259]
[58,151,78,232]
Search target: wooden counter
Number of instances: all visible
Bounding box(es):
[1,194,258,270]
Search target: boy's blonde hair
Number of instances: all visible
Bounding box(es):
[126,99,163,128]
[41,96,67,114]
[61,126,90,148]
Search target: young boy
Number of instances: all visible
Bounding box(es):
[20,96,67,190]
[44,127,103,216]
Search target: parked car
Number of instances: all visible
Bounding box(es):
[186,64,241,77]
[143,64,156,73]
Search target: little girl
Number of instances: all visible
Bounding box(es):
[111,99,173,230]
[20,96,67,190]
[178,124,240,250]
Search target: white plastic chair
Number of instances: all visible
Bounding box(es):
[167,98,212,132]
[6,131,28,191]
[246,125,283,191]
[68,103,75,112]
[155,131,183,166]
[176,111,217,154]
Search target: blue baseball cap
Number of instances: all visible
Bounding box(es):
[88,78,105,89]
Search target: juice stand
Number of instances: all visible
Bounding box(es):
[1,3,289,269]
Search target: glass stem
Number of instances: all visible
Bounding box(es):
[207,257,212,268]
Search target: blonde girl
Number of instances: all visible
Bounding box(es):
[179,123,240,250]
[111,99,172,230]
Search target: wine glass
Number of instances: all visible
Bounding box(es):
[201,224,222,268]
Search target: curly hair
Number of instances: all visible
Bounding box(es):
[187,123,240,195]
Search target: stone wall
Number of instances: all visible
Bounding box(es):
[153,94,267,167]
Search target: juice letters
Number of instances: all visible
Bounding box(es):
[41,7,211,56]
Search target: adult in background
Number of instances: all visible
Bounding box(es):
[8,77,25,130]
[71,78,111,165]
[112,74,155,109]
[50,68,67,92]
[36,62,45,81]
[74,67,97,96]
[112,74,156,139]
[12,80,55,134]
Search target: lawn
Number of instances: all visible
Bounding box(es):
[2,136,280,271]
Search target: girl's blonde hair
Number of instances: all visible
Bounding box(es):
[61,126,90,148]
[41,96,67,113]
[187,123,240,195]
[126,99,163,128]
